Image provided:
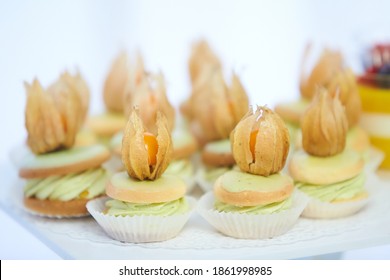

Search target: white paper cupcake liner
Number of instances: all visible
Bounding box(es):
[299,190,369,219]
[197,191,309,239]
[87,196,196,243]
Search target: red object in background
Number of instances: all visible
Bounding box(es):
[370,43,390,69]
[359,43,390,89]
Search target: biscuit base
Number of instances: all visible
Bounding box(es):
[347,126,371,153]
[23,196,103,217]
[112,145,121,156]
[86,113,126,138]
[274,100,308,125]
[201,150,235,167]
[172,141,198,160]
[214,175,294,207]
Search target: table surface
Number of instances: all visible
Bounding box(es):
[1,162,390,260]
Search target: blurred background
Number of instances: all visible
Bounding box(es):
[2,0,390,162]
[1,0,390,259]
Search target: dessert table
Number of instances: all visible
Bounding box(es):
[1,162,390,260]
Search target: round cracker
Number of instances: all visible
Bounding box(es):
[347,126,371,153]
[201,139,235,167]
[86,113,126,137]
[289,149,364,185]
[23,196,103,217]
[201,149,235,167]
[214,171,294,207]
[172,141,198,160]
[274,100,309,125]
[106,172,186,204]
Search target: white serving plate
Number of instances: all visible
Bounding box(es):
[1,162,390,260]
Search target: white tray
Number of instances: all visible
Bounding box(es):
[1,162,390,260]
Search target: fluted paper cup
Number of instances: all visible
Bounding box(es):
[197,191,308,239]
[299,190,369,219]
[87,196,196,243]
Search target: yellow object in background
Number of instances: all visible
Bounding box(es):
[369,136,390,169]
[358,82,390,169]
[358,83,390,114]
